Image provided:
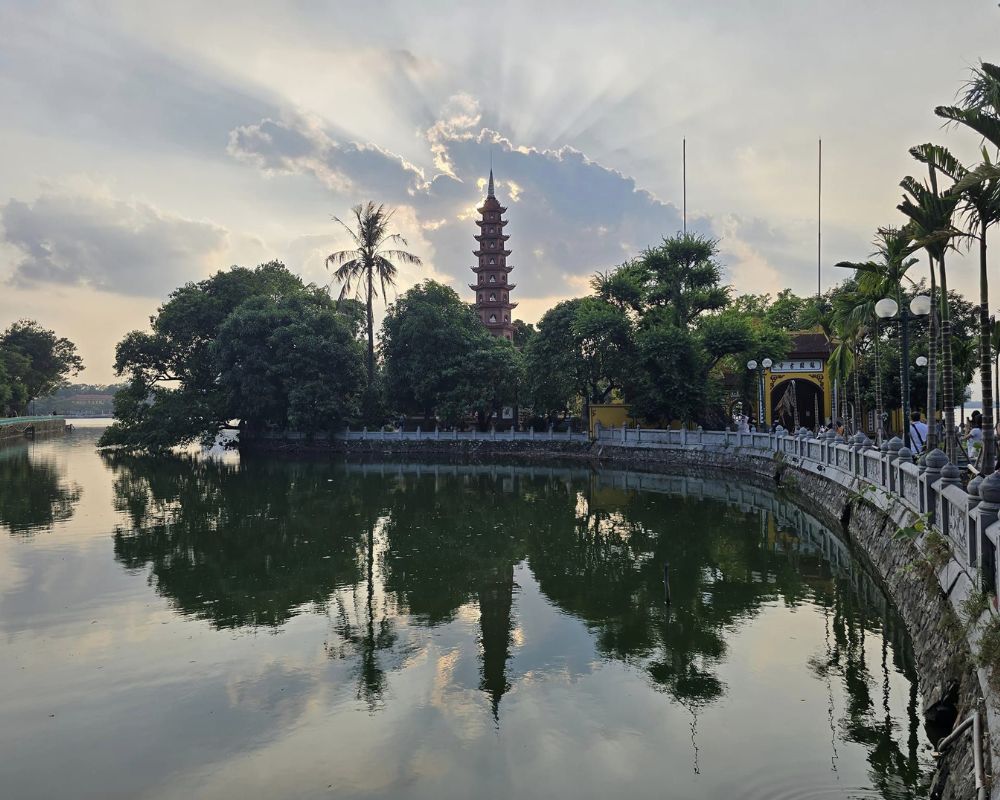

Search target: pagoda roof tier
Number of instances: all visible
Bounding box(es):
[472,249,512,258]
[477,203,508,214]
[470,264,514,273]
[469,283,517,291]
[475,219,507,228]
[474,234,510,242]
[475,302,517,310]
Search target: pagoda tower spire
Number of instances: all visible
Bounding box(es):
[470,168,516,341]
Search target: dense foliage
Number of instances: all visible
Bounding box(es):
[0,320,83,415]
[524,234,791,426]
[99,262,365,451]
[381,281,521,428]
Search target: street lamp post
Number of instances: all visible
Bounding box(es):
[747,358,772,429]
[876,294,931,448]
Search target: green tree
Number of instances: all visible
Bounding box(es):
[214,292,365,434]
[101,262,357,451]
[523,297,632,420]
[836,226,920,441]
[381,281,518,428]
[0,320,83,412]
[326,202,422,384]
[935,74,1000,472]
[898,166,961,455]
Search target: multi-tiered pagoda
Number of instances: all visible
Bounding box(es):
[469,170,516,341]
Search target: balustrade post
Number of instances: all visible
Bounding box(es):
[937,462,962,541]
[886,437,903,494]
[968,475,984,567]
[895,445,913,499]
[977,472,1000,593]
[922,449,948,525]
[549,424,554,441]
[362,426,367,441]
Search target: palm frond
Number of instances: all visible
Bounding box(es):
[909,143,967,181]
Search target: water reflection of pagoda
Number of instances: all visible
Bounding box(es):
[478,562,515,721]
[469,170,517,341]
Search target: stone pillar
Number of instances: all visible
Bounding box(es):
[362,426,367,441]
[621,422,627,445]
[937,461,962,542]
[886,437,903,493]
[922,449,948,525]
[979,472,1000,593]
[968,475,984,566]
[895,445,913,497]
[879,439,891,488]
[857,434,872,476]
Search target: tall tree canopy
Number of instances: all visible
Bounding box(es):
[101,262,364,451]
[381,281,520,428]
[0,320,83,414]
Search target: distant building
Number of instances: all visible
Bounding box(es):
[68,394,114,407]
[469,169,517,341]
[763,331,835,430]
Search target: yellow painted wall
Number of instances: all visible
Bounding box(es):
[589,403,635,436]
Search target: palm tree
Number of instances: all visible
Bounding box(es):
[910,143,1000,473]
[836,227,920,442]
[936,63,1000,192]
[327,202,422,382]
[898,166,961,457]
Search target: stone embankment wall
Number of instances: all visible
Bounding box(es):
[0,416,66,441]
[246,427,996,798]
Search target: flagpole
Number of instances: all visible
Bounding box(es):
[817,138,822,297]
[683,138,687,235]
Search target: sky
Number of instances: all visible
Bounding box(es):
[2,0,1000,384]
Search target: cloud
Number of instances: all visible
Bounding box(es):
[227,97,696,306]
[228,117,427,197]
[0,4,280,157]
[1,192,229,297]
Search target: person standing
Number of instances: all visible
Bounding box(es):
[963,411,984,465]
[909,411,928,454]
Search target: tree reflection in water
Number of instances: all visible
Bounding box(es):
[0,444,81,535]
[104,456,926,793]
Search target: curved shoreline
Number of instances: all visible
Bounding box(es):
[245,432,994,799]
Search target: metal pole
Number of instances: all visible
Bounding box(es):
[901,307,911,447]
[682,139,687,236]
[758,368,765,427]
[817,138,822,297]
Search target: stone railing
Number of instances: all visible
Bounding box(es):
[598,423,994,591]
[599,421,998,791]
[258,427,589,443]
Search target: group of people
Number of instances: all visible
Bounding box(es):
[734,410,993,465]
[908,410,985,464]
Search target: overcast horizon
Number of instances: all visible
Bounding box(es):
[3,1,1000,383]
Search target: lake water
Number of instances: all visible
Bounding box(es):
[0,421,933,799]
